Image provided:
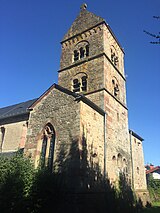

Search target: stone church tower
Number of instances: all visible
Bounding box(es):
[59,4,130,183]
[0,4,149,203]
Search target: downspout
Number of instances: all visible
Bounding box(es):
[104,112,107,179]
[130,130,134,189]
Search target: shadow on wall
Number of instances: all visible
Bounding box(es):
[0,130,149,213]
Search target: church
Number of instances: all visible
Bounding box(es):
[0,4,149,202]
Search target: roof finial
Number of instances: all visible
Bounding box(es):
[80,3,87,10]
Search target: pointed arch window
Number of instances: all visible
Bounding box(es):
[41,123,55,171]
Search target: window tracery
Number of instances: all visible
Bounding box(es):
[40,123,55,171]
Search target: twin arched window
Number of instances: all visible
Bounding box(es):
[73,45,89,62]
[73,76,87,92]
[111,46,119,67]
[41,123,55,171]
[112,78,119,98]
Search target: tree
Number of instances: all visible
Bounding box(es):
[144,16,160,44]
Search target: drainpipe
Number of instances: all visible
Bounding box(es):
[130,130,134,189]
[104,112,107,179]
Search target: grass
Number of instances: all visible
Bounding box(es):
[142,202,160,213]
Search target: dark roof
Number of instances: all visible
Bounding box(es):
[129,129,144,141]
[0,98,37,120]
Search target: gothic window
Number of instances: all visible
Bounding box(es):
[40,123,55,171]
[0,127,5,152]
[74,50,79,61]
[111,47,119,67]
[137,167,140,174]
[73,79,80,92]
[112,79,119,98]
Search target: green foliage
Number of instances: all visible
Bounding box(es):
[148,174,160,202]
[0,153,35,212]
[0,149,145,213]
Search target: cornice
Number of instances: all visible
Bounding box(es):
[58,52,126,81]
[85,88,128,110]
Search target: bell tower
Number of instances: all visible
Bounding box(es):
[58,4,131,183]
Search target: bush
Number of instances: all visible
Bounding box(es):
[0,152,143,213]
[0,153,35,212]
[148,175,160,202]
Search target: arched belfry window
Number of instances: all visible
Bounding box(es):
[86,45,89,57]
[41,123,55,171]
[111,46,119,67]
[81,76,87,91]
[74,50,79,61]
[112,78,119,99]
[80,47,85,59]
[73,41,90,62]
[73,78,80,92]
[72,73,88,93]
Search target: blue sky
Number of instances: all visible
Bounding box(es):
[0,0,160,165]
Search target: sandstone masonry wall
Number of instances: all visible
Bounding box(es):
[25,88,80,169]
[0,121,27,152]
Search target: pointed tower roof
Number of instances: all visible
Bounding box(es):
[62,3,105,42]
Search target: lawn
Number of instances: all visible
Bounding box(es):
[142,202,160,213]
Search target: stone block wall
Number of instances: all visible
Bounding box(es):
[104,90,131,183]
[25,88,81,170]
[130,134,147,190]
[80,101,104,174]
[0,120,27,153]
[60,23,104,71]
[103,23,125,76]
